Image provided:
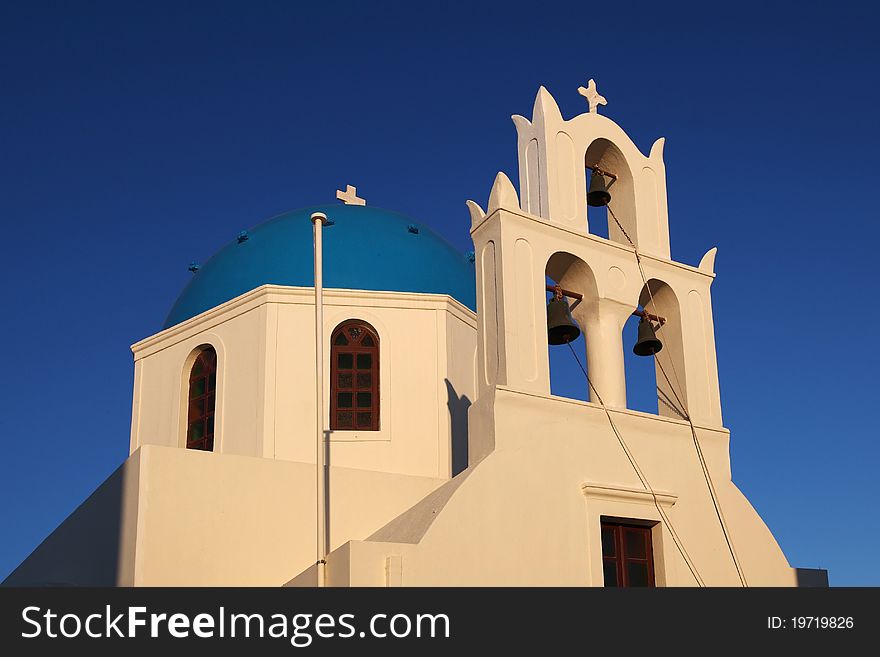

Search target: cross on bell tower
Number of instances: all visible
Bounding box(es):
[577,79,607,113]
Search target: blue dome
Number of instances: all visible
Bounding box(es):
[165,204,476,328]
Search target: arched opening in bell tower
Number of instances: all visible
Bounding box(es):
[623,313,659,414]
[585,139,637,248]
[641,279,688,419]
[624,279,688,419]
[545,252,598,402]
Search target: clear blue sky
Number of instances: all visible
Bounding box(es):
[1,1,877,585]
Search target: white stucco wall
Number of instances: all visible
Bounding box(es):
[326,389,796,587]
[131,285,477,480]
[4,445,448,586]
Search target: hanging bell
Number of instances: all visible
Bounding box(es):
[547,297,582,345]
[587,172,611,207]
[633,317,663,356]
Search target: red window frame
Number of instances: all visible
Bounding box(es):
[601,520,656,587]
[186,347,217,451]
[330,320,380,431]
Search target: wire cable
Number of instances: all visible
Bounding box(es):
[565,340,706,586]
[606,204,748,587]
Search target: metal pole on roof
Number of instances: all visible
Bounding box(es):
[311,211,329,587]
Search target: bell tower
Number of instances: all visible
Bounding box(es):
[515,81,671,257]
[466,82,722,463]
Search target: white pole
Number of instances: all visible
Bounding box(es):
[311,211,328,587]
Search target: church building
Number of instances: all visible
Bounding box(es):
[4,82,822,587]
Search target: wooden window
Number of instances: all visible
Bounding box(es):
[331,320,379,431]
[601,520,655,587]
[186,347,217,451]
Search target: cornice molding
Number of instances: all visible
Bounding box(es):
[581,482,678,507]
[132,285,476,358]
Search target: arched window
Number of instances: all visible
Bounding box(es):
[187,347,217,451]
[331,320,379,431]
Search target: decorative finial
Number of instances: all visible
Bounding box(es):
[336,184,366,206]
[578,79,607,114]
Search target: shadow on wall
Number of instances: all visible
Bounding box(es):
[445,379,471,476]
[1,458,133,586]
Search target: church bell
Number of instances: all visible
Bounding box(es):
[632,317,663,356]
[587,172,611,207]
[547,297,581,345]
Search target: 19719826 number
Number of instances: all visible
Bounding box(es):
[768,617,854,629]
